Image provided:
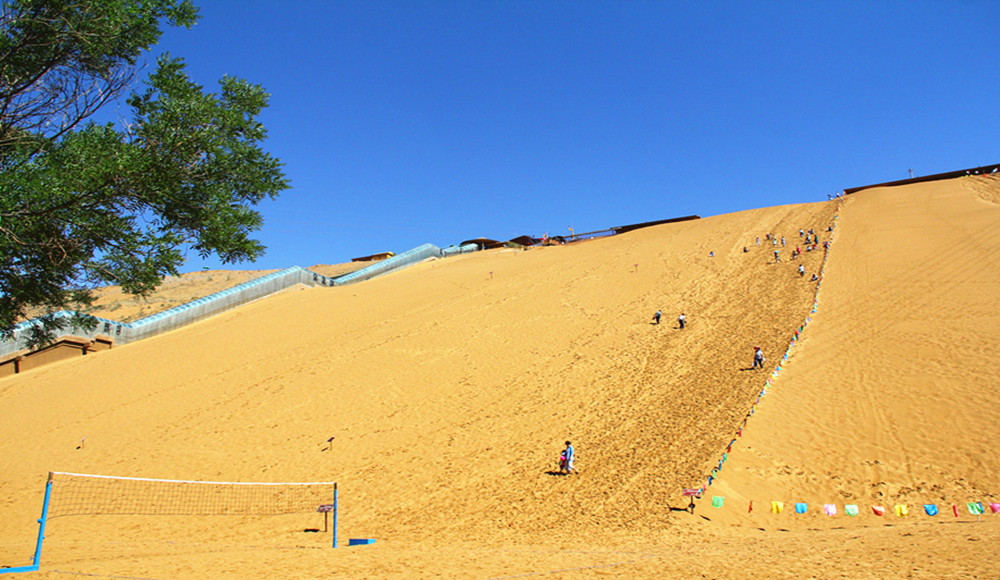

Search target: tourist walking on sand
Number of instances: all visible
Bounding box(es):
[561,441,576,474]
[678,313,687,329]
[773,249,780,262]
[798,264,805,277]
[653,310,662,325]
[752,346,765,370]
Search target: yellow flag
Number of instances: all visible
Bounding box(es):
[771,501,784,514]
[895,504,908,517]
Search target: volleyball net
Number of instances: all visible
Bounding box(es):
[0,472,339,575]
[47,471,335,518]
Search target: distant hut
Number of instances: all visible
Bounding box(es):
[351,251,395,262]
[507,235,539,247]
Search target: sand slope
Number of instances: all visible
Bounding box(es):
[1,178,999,578]
[713,176,1000,520]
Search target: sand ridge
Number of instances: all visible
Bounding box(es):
[1,178,999,578]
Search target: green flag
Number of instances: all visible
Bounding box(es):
[968,502,985,515]
[712,496,724,508]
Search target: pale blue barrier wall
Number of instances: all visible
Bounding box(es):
[334,242,478,286]
[333,243,441,286]
[3,242,481,358]
[440,243,480,258]
[122,266,326,343]
[1,267,326,356]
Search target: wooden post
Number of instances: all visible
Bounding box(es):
[317,503,335,535]
[682,488,702,514]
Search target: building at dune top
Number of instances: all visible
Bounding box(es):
[1,173,999,578]
[351,251,395,262]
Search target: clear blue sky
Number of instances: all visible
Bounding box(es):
[144,1,999,272]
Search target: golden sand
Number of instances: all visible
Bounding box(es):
[1,176,998,578]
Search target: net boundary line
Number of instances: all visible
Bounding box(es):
[51,472,335,486]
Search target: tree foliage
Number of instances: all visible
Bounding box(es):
[0,0,289,346]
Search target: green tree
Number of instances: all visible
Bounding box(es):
[0,0,289,346]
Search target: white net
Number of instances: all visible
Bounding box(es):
[47,472,335,518]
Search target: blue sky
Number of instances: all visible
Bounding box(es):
[143,1,999,271]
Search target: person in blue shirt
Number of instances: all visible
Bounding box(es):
[561,441,576,474]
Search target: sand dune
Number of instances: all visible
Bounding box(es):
[1,176,998,578]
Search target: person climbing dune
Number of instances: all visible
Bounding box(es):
[561,441,576,474]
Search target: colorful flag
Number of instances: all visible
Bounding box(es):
[844,504,859,516]
[968,502,985,515]
[923,504,939,516]
[712,496,724,508]
[771,501,784,514]
[795,503,807,514]
[990,503,1000,514]
[824,504,837,516]
[871,505,885,516]
[895,505,908,517]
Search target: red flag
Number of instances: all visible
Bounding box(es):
[953,504,959,517]
[748,500,754,513]
[872,505,885,516]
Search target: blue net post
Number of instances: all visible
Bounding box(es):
[32,476,53,566]
[0,473,52,575]
[332,483,338,548]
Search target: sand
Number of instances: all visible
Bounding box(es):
[1,175,999,578]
